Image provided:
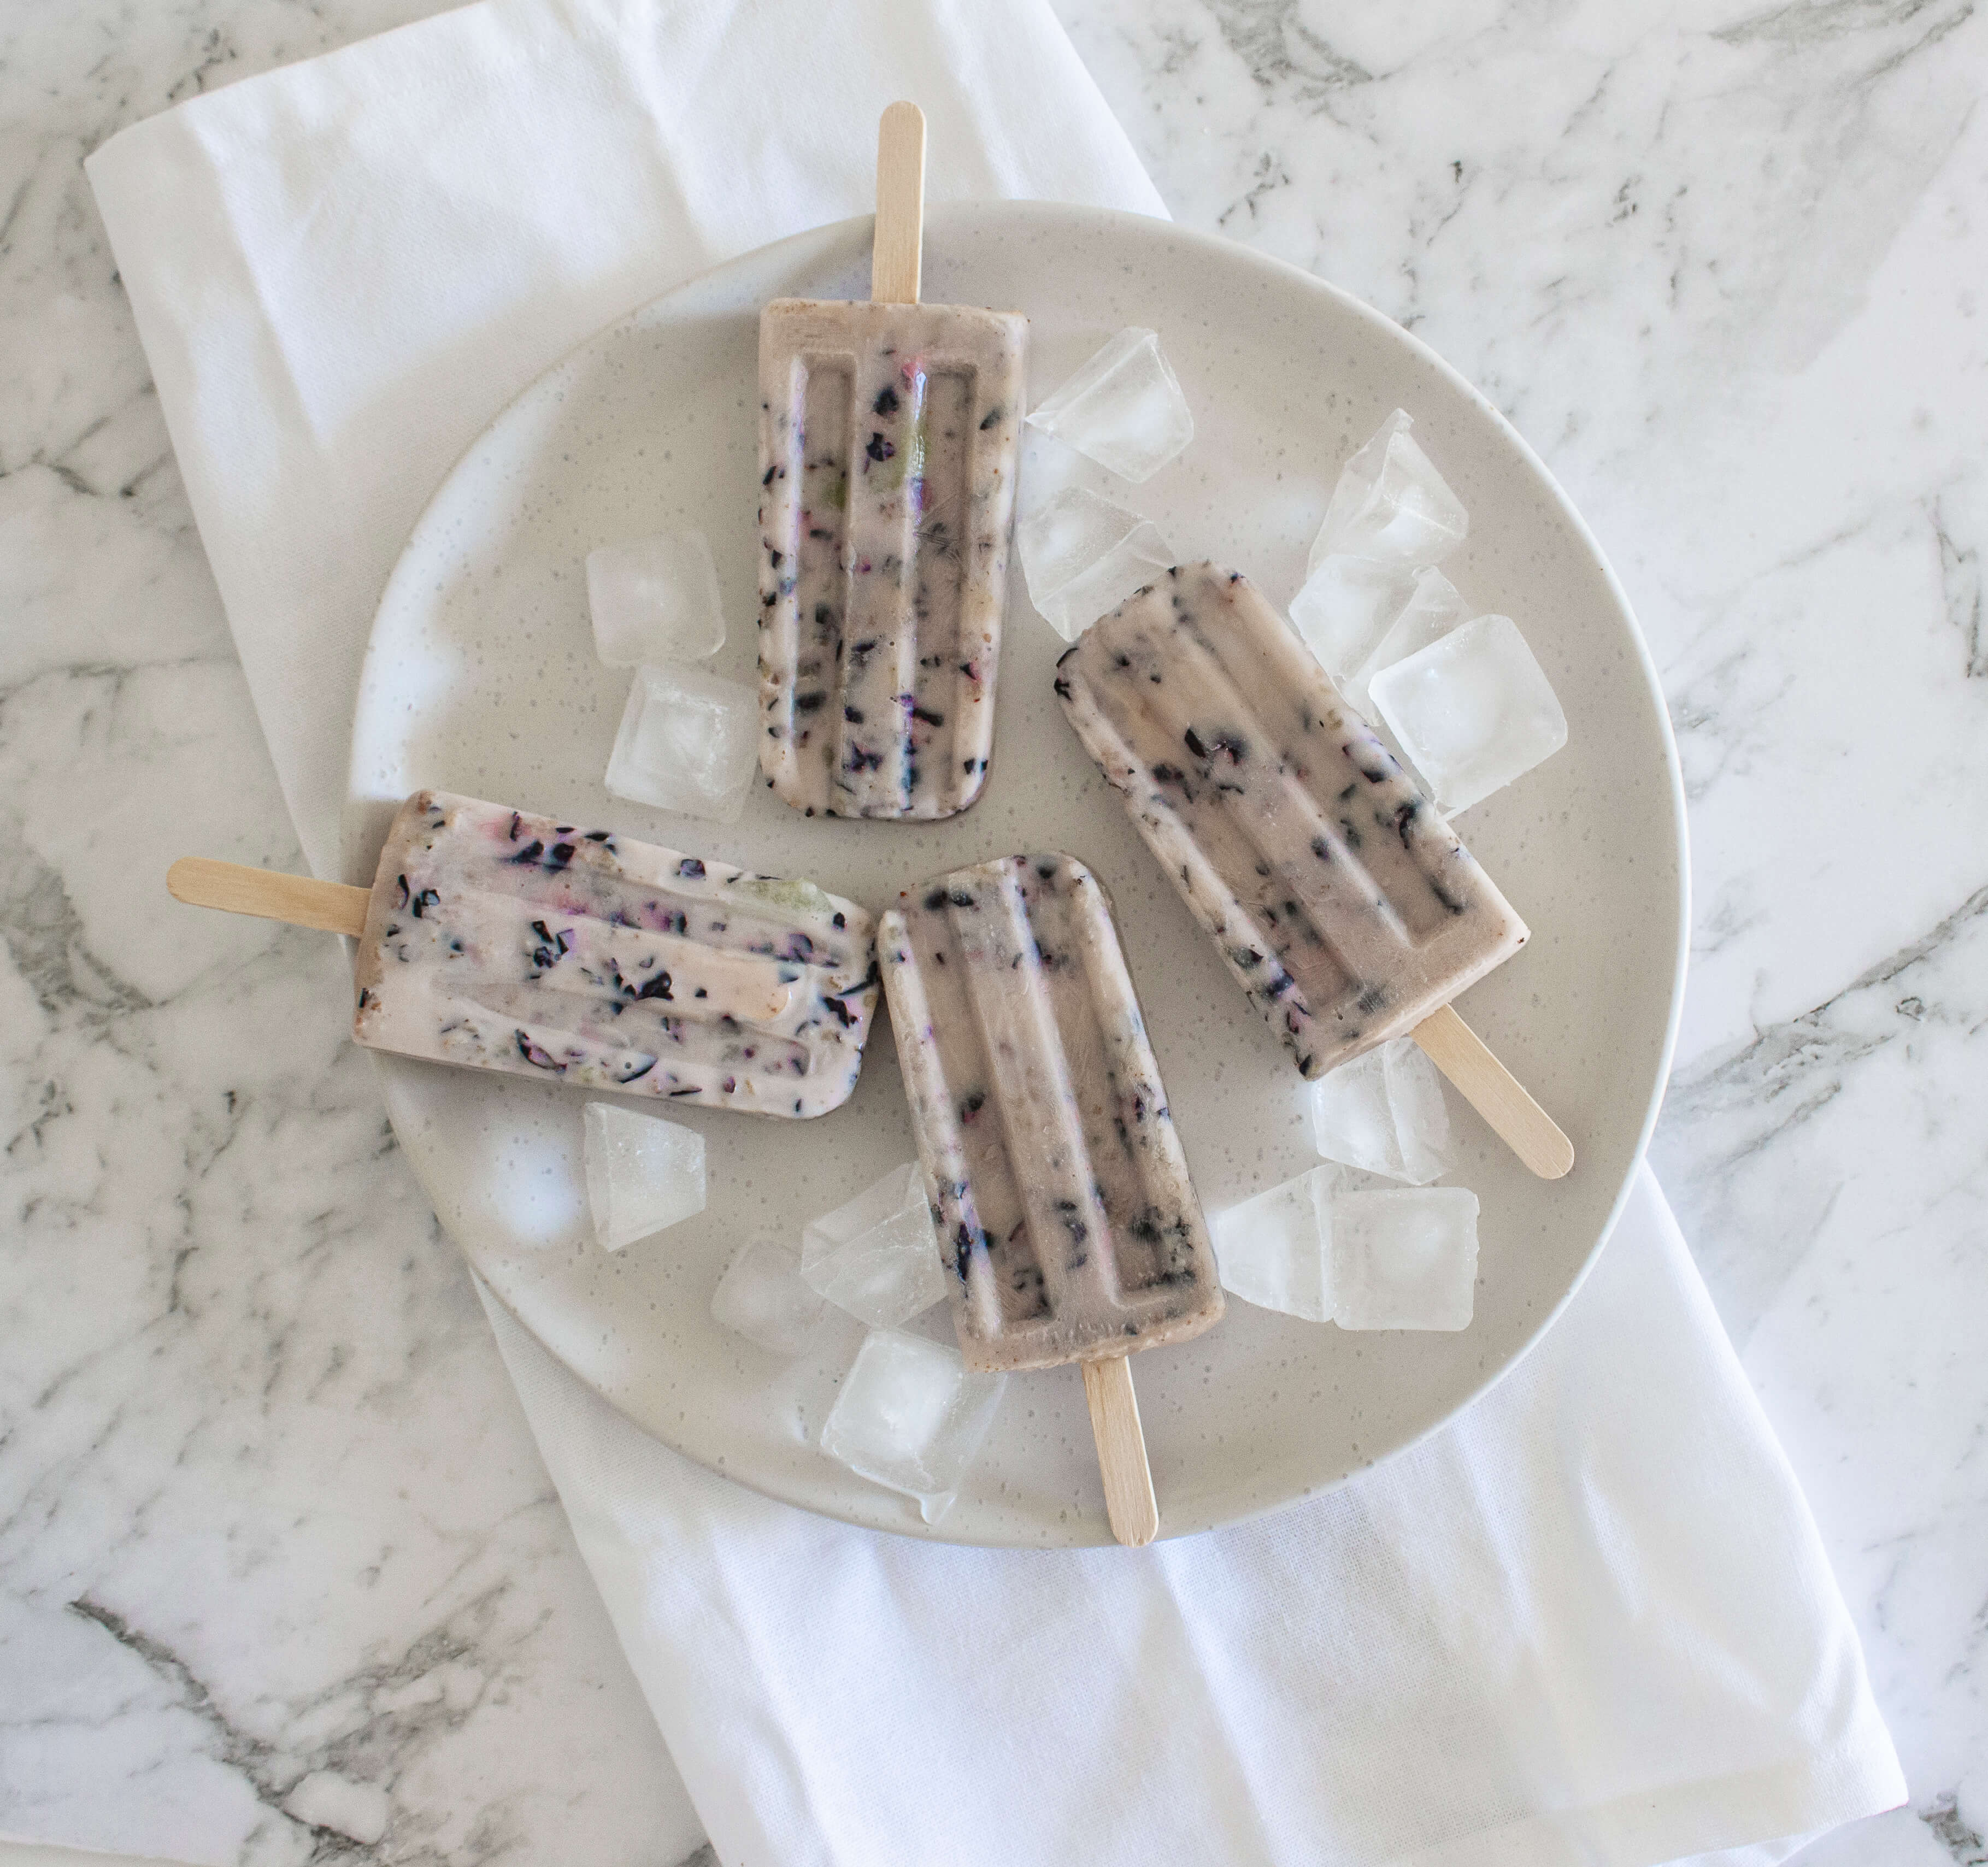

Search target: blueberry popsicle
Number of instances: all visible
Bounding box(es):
[757,102,1026,821]
[880,853,1222,1543]
[1056,562,1572,1178]
[169,790,881,1120]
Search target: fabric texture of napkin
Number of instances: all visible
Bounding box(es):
[86,1,1907,1862]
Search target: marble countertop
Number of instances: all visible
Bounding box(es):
[2,2,1984,1863]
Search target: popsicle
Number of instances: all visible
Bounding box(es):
[1055,562,1573,1179]
[167,790,881,1119]
[757,101,1027,820]
[880,852,1223,1544]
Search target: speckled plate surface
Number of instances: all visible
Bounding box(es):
[345,203,1687,1548]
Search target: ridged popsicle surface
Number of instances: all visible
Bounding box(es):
[757,298,1026,820]
[879,853,1222,1373]
[351,791,879,1117]
[1054,562,1528,1077]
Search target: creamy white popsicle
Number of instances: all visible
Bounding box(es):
[879,852,1222,1374]
[350,791,879,1117]
[757,297,1026,820]
[1054,562,1528,1079]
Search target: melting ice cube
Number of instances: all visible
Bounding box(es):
[1017,485,1174,643]
[1330,1186,1479,1330]
[1342,567,1468,721]
[1309,409,1468,573]
[710,1236,830,1355]
[1309,1039,1453,1186]
[818,1329,1007,1523]
[1368,612,1567,813]
[586,530,727,668]
[583,1102,706,1252]
[1026,328,1195,482]
[1288,554,1416,682]
[604,663,759,822]
[801,1161,949,1329]
[1210,1165,1337,1321]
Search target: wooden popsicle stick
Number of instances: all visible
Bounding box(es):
[167,857,370,938]
[1411,1002,1573,1180]
[1083,1354,1159,1547]
[870,101,926,305]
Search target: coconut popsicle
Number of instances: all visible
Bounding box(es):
[1055,563,1572,1177]
[757,102,1026,821]
[170,790,881,1120]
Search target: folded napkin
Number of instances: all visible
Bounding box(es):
[87,2,1906,1862]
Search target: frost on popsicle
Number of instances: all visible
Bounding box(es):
[1026,328,1194,482]
[604,664,760,823]
[587,530,726,668]
[1308,1038,1453,1185]
[817,1328,1007,1523]
[801,1161,948,1330]
[710,1236,830,1355]
[583,1101,706,1251]
[1369,614,1568,814]
[1308,409,1468,573]
[1017,485,1174,643]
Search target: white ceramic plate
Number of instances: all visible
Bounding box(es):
[346,203,1686,1547]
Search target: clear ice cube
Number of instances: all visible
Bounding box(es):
[1026,328,1195,482]
[1342,566,1467,721]
[604,663,760,823]
[710,1236,830,1356]
[1209,1165,1337,1322]
[818,1329,1007,1523]
[801,1161,949,1329]
[1330,1186,1479,1330]
[1368,612,1568,813]
[1287,554,1416,681]
[1017,485,1174,643]
[583,1101,706,1252]
[1309,1039,1453,1185]
[586,530,727,668]
[1309,409,1468,573]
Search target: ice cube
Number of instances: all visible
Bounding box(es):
[583,1101,705,1251]
[1342,566,1467,720]
[604,663,759,823]
[1026,328,1194,482]
[801,1161,949,1329]
[710,1236,830,1355]
[1209,1165,1336,1321]
[1309,409,1468,572]
[1287,554,1416,681]
[1309,1039,1453,1185]
[818,1329,1007,1523]
[1329,1185,1479,1330]
[586,530,727,667]
[1017,486,1174,643]
[1368,613,1568,813]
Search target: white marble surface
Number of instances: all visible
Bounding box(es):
[1,2,1983,1863]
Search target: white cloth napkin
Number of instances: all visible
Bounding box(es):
[86,3,1907,1863]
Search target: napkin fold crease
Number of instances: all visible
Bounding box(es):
[85,0,1904,1861]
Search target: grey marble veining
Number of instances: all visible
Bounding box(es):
[1,1,1983,1863]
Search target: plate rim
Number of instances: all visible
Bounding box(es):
[348,198,1691,1546]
